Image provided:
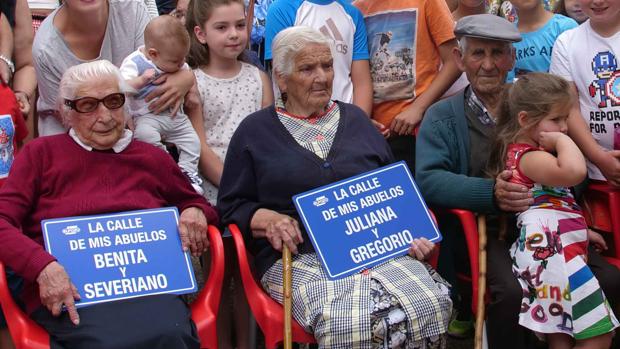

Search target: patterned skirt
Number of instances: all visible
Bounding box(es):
[261,253,451,348]
[510,208,619,339]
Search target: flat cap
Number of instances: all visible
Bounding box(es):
[454,14,521,42]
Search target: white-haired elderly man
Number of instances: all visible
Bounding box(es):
[0,60,218,349]
[415,14,620,349]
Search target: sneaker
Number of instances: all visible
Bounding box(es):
[183,171,205,195]
[447,318,474,338]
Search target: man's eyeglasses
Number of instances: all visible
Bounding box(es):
[64,93,126,113]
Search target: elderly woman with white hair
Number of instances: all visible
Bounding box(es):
[217,26,452,348]
[0,60,217,349]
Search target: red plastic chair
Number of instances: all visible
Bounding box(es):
[582,181,620,258]
[604,256,620,270]
[0,263,49,349]
[191,225,225,349]
[439,209,481,315]
[0,225,224,349]
[228,224,316,348]
[426,210,440,269]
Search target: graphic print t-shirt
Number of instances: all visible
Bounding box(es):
[354,0,455,127]
[264,0,369,104]
[0,86,28,187]
[550,22,620,180]
[507,14,577,81]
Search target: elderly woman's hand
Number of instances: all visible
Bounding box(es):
[36,262,81,325]
[251,209,304,254]
[408,238,436,261]
[145,69,194,116]
[179,206,209,256]
[265,213,304,254]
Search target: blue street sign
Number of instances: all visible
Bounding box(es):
[42,207,197,308]
[293,161,441,280]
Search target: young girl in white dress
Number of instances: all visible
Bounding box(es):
[489,73,618,349]
[185,0,273,347]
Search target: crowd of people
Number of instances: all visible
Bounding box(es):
[0,0,619,348]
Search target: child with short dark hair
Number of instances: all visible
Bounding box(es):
[507,0,577,80]
[185,0,273,347]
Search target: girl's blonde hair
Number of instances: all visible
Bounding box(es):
[487,72,575,177]
[185,0,246,68]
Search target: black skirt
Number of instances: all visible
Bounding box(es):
[31,294,200,349]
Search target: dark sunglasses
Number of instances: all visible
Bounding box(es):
[64,93,126,113]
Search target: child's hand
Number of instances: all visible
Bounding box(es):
[371,119,390,138]
[390,105,423,136]
[587,229,608,253]
[408,238,435,261]
[14,91,30,116]
[596,150,620,187]
[538,131,566,152]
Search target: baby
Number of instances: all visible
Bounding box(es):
[120,15,203,194]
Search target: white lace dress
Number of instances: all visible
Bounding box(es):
[193,62,263,204]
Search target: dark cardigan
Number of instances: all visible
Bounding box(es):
[217,102,394,277]
[415,89,498,214]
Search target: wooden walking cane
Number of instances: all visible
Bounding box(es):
[283,245,293,349]
[474,214,487,349]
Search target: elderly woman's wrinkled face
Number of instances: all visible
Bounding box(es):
[68,76,126,150]
[278,43,334,115]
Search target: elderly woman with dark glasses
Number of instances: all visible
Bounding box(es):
[0,60,217,349]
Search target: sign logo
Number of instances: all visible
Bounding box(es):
[62,225,81,235]
[313,195,329,207]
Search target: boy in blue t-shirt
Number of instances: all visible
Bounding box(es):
[506,0,577,81]
[264,0,373,117]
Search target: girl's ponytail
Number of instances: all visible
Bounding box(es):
[186,0,211,69]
